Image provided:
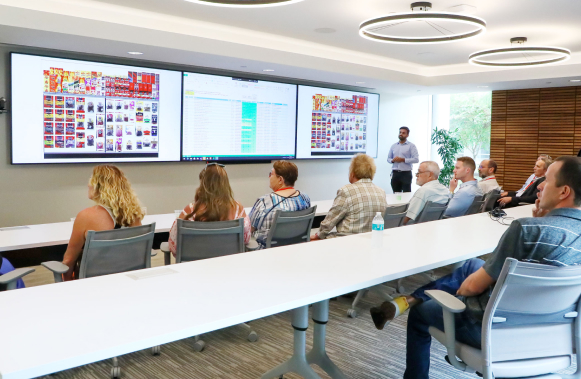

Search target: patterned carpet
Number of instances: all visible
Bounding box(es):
[22,256,576,379]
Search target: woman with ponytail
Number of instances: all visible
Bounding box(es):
[168,164,251,256]
[61,165,144,280]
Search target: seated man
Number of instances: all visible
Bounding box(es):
[515,154,552,194]
[312,154,387,240]
[477,159,501,194]
[444,156,483,217]
[369,156,581,379]
[403,161,449,225]
[498,156,551,208]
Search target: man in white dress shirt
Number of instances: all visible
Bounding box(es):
[477,159,501,194]
[403,161,449,225]
[511,154,552,197]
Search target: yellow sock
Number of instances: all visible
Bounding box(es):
[393,296,410,314]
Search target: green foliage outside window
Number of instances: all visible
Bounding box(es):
[449,92,492,160]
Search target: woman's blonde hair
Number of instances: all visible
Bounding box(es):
[186,165,236,221]
[89,165,144,227]
[350,154,376,180]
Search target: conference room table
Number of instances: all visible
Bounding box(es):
[0,192,414,253]
[0,205,533,379]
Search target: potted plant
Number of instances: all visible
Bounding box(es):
[431,127,464,186]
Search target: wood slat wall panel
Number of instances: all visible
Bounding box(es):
[491,87,580,191]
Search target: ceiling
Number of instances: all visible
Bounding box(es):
[0,0,579,94]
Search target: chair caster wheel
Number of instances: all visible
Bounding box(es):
[111,367,121,378]
[151,345,161,355]
[347,308,357,318]
[193,340,206,352]
[247,331,259,342]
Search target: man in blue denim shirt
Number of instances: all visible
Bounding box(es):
[444,157,483,217]
[369,156,581,379]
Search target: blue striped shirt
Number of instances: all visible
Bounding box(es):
[387,140,419,171]
[249,191,311,249]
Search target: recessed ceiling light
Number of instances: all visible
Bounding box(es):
[477,85,489,88]
[127,52,143,55]
[356,82,365,84]
[315,28,336,34]
[263,69,275,72]
[417,90,422,92]
[570,79,581,82]
[240,65,247,68]
[185,0,304,7]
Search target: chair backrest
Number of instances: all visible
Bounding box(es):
[265,206,317,248]
[415,201,448,224]
[384,203,409,215]
[79,223,156,279]
[482,189,501,212]
[482,258,581,372]
[464,195,485,216]
[382,211,407,229]
[176,218,245,263]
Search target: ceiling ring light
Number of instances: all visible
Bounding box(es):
[469,37,571,67]
[359,2,486,44]
[184,0,304,7]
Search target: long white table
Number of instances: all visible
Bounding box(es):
[0,205,533,379]
[0,193,414,253]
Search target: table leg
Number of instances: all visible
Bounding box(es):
[307,300,348,379]
[261,305,320,379]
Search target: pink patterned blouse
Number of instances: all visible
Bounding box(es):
[168,201,251,256]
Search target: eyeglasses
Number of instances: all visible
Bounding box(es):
[206,162,225,168]
[269,171,280,178]
[415,170,428,176]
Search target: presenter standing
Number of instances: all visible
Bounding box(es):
[387,126,419,193]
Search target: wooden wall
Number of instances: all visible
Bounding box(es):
[490,87,581,191]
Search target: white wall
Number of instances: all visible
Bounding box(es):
[0,45,432,227]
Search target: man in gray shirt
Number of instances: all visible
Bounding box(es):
[387,127,419,193]
[403,161,449,225]
[370,156,581,379]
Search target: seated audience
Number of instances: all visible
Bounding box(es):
[369,156,581,379]
[498,156,551,208]
[169,163,251,255]
[402,161,449,225]
[62,165,144,280]
[249,161,310,249]
[0,253,25,289]
[444,157,483,217]
[515,154,552,193]
[312,154,387,239]
[477,159,500,194]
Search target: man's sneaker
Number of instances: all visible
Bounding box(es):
[369,296,410,330]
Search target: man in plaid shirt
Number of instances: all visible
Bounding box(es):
[312,154,388,240]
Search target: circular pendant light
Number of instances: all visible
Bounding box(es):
[469,37,571,67]
[359,2,486,44]
[184,0,304,7]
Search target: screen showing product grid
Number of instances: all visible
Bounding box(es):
[11,53,182,164]
[181,72,297,161]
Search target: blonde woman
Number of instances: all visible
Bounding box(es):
[168,163,251,256]
[62,165,144,280]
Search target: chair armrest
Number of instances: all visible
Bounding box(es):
[41,261,69,283]
[160,242,171,265]
[245,237,259,252]
[425,290,466,313]
[0,267,35,289]
[425,290,468,371]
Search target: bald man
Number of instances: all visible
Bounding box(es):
[477,159,500,194]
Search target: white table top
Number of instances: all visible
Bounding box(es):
[0,205,534,379]
[0,192,414,253]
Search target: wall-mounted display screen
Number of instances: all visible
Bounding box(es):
[181,72,297,161]
[295,85,379,159]
[11,53,182,164]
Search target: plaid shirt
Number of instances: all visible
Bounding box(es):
[318,179,388,239]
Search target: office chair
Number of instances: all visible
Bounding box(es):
[428,258,581,379]
[481,189,502,212]
[464,195,485,216]
[265,206,317,248]
[42,223,157,379]
[160,218,258,352]
[0,258,34,291]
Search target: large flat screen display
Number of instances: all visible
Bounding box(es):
[11,53,182,164]
[181,72,297,161]
[296,85,379,159]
